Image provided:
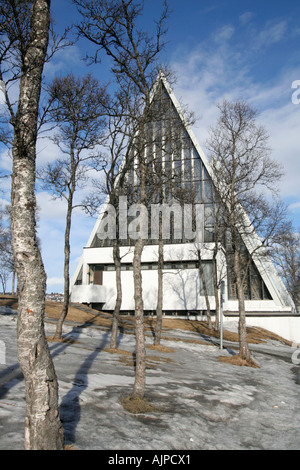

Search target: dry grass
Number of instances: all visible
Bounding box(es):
[118,355,135,367]
[103,347,173,369]
[244,325,292,346]
[218,354,260,368]
[121,396,158,414]
[0,294,291,355]
[147,344,175,353]
[159,317,291,346]
[103,348,133,356]
[64,444,78,450]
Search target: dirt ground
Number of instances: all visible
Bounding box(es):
[0,294,291,348]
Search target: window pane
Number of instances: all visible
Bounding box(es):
[193,158,201,181]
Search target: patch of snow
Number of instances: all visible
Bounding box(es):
[0,309,300,450]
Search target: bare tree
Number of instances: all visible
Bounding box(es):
[200,191,228,332]
[273,222,300,312]
[103,105,131,350]
[210,194,228,332]
[150,81,196,345]
[0,204,13,293]
[39,72,108,340]
[188,193,227,332]
[196,246,212,328]
[75,0,170,399]
[84,89,135,350]
[207,100,285,362]
[0,0,64,449]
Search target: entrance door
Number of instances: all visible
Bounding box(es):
[94,269,103,285]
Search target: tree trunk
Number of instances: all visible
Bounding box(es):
[212,251,220,331]
[131,140,147,399]
[154,236,163,346]
[0,274,5,294]
[197,250,212,329]
[110,240,122,349]
[54,193,73,340]
[132,236,146,399]
[10,0,64,449]
[234,249,251,361]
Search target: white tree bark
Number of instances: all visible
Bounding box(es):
[10,0,64,449]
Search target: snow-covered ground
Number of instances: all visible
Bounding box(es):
[0,307,300,450]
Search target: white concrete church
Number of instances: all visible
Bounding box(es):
[70,74,299,342]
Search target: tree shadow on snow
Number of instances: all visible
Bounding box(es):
[0,321,83,400]
[58,325,110,447]
[0,313,111,450]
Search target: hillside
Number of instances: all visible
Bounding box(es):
[0,295,291,348]
[0,295,299,450]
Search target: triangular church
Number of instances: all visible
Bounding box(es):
[70,74,293,321]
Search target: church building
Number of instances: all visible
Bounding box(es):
[70,74,296,338]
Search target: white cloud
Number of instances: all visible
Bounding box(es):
[259,103,300,198]
[239,12,255,26]
[252,20,288,50]
[213,25,235,43]
[0,148,12,173]
[36,189,96,292]
[36,135,63,168]
[43,44,84,78]
[289,201,300,210]
[47,277,64,287]
[169,20,300,223]
[36,191,67,222]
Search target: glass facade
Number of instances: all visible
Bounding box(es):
[87,79,273,303]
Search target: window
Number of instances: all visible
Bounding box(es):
[204,204,215,242]
[203,180,213,202]
[88,260,212,273]
[227,259,273,301]
[193,158,201,181]
[199,262,214,296]
[75,267,82,285]
[89,265,104,285]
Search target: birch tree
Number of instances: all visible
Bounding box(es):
[75,0,170,399]
[0,204,13,293]
[273,222,300,311]
[39,72,108,340]
[0,0,64,449]
[83,89,135,350]
[207,100,285,362]
[102,104,131,350]
[151,89,196,345]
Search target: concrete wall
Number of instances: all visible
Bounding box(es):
[71,285,107,304]
[224,315,300,343]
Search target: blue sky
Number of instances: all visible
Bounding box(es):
[1,0,300,293]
